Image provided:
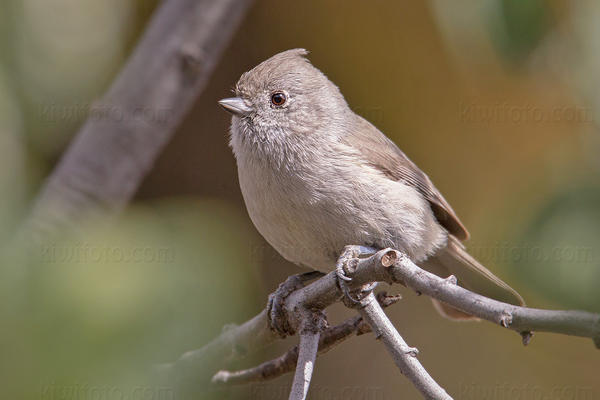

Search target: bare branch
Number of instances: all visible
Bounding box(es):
[161,248,600,398]
[161,261,374,390]
[288,308,327,400]
[154,310,277,393]
[212,293,400,385]
[374,250,600,346]
[211,344,300,385]
[19,0,254,243]
[357,292,452,400]
[211,316,363,385]
[289,331,320,400]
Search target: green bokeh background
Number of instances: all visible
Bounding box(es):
[0,0,598,399]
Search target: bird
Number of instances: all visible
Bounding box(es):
[219,49,524,324]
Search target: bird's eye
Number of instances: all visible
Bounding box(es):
[271,92,287,107]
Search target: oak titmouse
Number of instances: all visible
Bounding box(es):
[219,49,523,319]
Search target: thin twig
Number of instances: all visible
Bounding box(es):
[286,298,329,399]
[287,307,327,400]
[211,344,301,385]
[211,316,362,385]
[357,292,452,400]
[289,331,320,400]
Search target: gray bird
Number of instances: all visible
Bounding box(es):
[219,49,524,320]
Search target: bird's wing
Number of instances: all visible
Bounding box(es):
[342,115,469,240]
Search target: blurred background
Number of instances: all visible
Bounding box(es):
[1,0,599,399]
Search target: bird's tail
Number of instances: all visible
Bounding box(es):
[421,236,525,320]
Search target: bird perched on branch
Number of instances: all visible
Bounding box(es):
[219,49,523,325]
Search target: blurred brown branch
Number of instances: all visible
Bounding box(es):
[160,248,600,399]
[18,0,254,243]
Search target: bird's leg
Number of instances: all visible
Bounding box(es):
[336,245,379,306]
[267,270,325,338]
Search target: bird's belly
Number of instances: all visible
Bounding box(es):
[239,171,338,270]
[238,161,447,272]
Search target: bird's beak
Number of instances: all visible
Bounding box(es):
[218,97,253,117]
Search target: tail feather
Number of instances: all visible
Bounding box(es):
[421,236,524,320]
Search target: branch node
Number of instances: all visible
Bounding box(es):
[381,250,398,267]
[376,291,402,307]
[404,346,420,357]
[180,43,206,70]
[520,331,534,346]
[499,310,513,328]
[299,309,328,335]
[444,274,458,285]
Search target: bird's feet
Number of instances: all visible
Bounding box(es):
[335,245,378,306]
[267,271,324,338]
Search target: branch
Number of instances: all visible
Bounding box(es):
[18,0,254,243]
[160,248,600,398]
[286,305,327,400]
[154,310,277,394]
[211,316,362,385]
[376,250,600,346]
[289,330,320,400]
[357,292,452,400]
[212,293,400,385]
[157,257,376,390]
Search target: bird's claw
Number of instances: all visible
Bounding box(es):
[336,268,353,282]
[335,245,378,306]
[267,271,324,338]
